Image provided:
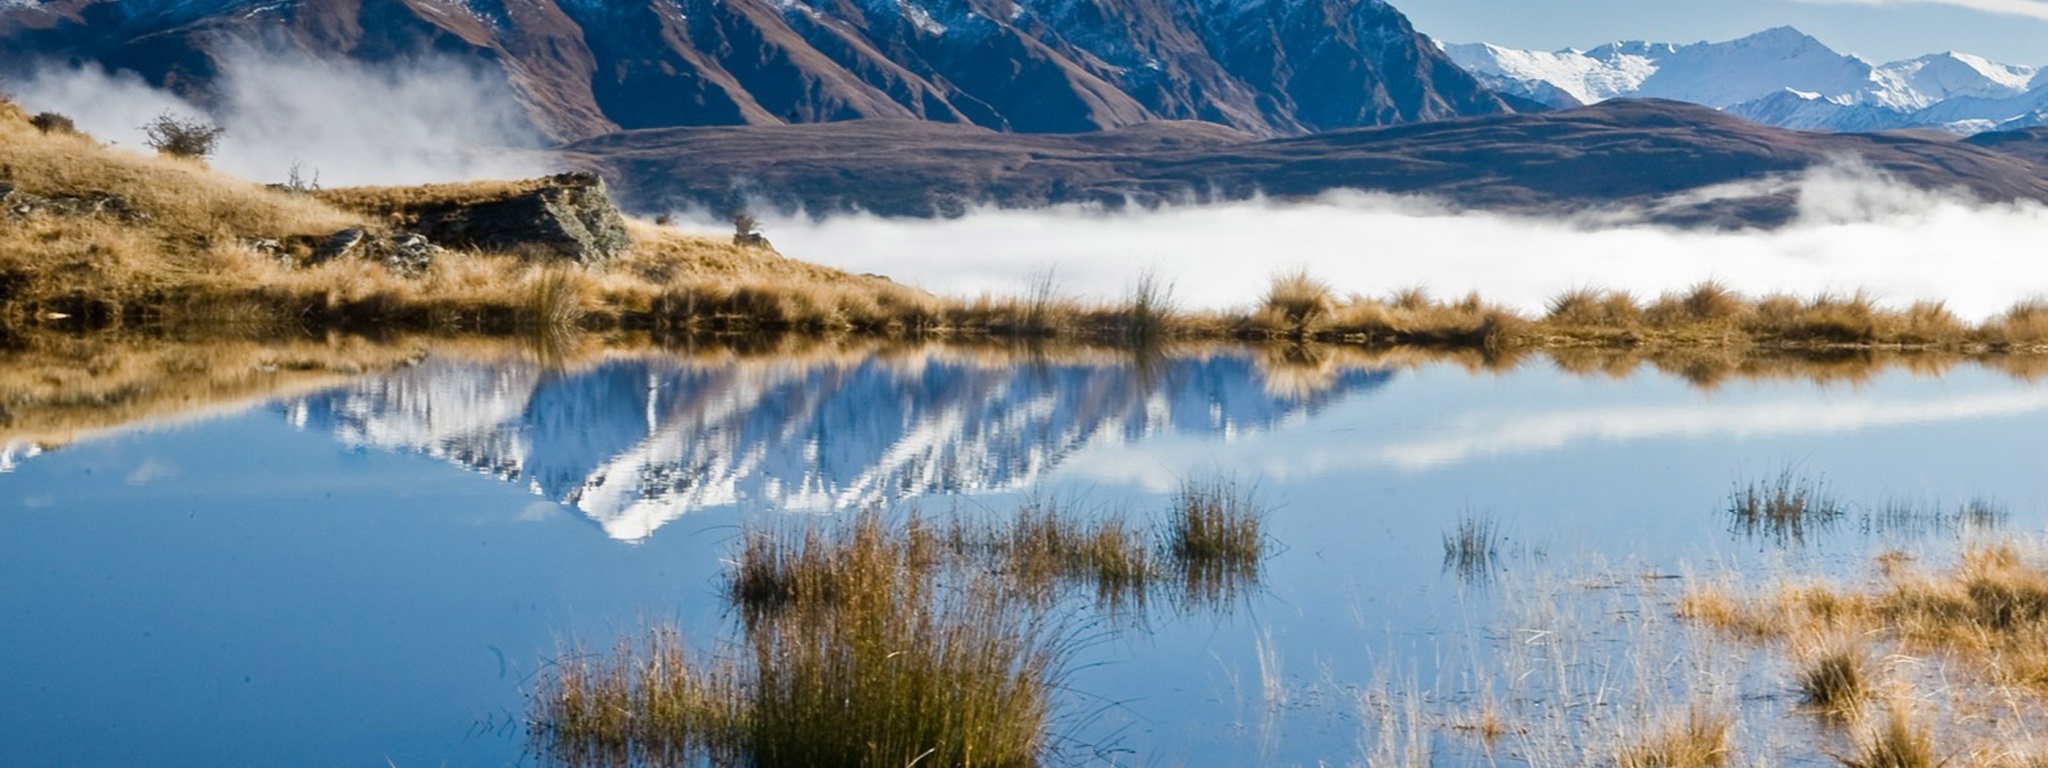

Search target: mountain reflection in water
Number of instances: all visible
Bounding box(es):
[279,348,1392,540]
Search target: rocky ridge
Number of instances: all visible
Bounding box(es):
[0,0,1529,141]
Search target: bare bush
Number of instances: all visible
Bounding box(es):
[141,111,225,159]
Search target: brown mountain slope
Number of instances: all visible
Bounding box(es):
[559,100,2048,227]
[0,0,1527,142]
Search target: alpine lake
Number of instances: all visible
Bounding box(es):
[7,332,2048,767]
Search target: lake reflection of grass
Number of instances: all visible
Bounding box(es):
[533,486,1269,767]
[15,328,2048,458]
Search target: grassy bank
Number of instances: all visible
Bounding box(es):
[8,97,2048,356]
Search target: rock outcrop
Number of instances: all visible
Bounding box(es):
[402,173,629,266]
[1,182,149,222]
[299,227,443,276]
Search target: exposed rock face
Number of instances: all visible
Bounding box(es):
[0,0,1526,141]
[404,173,628,265]
[300,227,442,276]
[1,184,148,222]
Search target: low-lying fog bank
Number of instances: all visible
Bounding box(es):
[713,164,2048,322]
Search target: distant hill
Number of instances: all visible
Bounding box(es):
[562,99,2048,227]
[1444,27,2048,135]
[0,0,1528,142]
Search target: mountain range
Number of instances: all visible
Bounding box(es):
[1445,27,2048,134]
[0,0,1525,141]
[567,99,2048,226]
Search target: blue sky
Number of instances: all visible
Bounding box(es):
[1399,0,2048,65]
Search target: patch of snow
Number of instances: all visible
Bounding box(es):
[1459,26,2048,134]
[900,1,945,35]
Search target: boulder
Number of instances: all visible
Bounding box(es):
[408,172,629,265]
[309,227,369,265]
[375,232,440,277]
[296,228,442,277]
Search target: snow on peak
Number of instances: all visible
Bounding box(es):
[1455,26,2047,134]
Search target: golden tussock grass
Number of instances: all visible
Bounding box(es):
[1682,542,2048,709]
[1616,706,1733,768]
[542,509,1056,768]
[1795,635,1872,716]
[1841,699,1939,768]
[539,492,1274,767]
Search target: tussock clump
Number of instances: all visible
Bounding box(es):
[1259,268,1335,334]
[1646,280,1749,328]
[1796,637,1870,715]
[1616,706,1733,768]
[1976,299,2048,349]
[1545,287,1641,329]
[1167,476,1267,606]
[543,492,1279,766]
[548,509,1062,768]
[1840,700,1937,768]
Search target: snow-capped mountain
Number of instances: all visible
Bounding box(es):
[280,350,1391,541]
[1445,27,2047,134]
[0,0,1525,141]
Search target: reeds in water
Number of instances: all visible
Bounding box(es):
[1166,476,1267,607]
[1442,510,1504,584]
[538,487,1273,766]
[1729,469,1844,544]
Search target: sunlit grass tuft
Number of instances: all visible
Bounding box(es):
[1166,476,1267,606]
[1839,699,1937,768]
[1796,637,1870,716]
[1616,706,1733,768]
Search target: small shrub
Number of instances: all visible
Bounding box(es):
[29,111,76,135]
[141,110,225,159]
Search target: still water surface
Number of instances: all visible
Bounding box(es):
[4,345,2046,766]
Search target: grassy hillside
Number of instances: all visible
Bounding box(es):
[0,96,923,334]
[8,95,2048,356]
